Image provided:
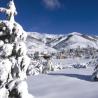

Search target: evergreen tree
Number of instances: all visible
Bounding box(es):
[0,0,33,98]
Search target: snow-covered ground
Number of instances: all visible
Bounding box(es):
[27,62,98,98]
[26,56,98,98]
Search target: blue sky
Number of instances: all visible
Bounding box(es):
[0,0,98,35]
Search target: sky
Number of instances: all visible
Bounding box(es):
[0,0,98,35]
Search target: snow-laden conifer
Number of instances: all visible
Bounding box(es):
[0,0,34,98]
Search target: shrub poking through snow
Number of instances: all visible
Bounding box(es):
[92,64,98,81]
[72,64,87,69]
[0,0,34,98]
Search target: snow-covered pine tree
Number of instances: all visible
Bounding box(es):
[0,0,33,98]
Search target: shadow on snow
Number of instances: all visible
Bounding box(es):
[48,73,92,82]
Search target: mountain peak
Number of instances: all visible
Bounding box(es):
[69,32,82,36]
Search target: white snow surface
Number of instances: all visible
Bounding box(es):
[27,67,98,98]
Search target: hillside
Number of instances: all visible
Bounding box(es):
[26,32,98,52]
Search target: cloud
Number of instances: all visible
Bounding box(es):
[42,0,61,10]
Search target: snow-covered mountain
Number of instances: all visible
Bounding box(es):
[26,32,57,55]
[26,32,98,52]
[49,32,98,50]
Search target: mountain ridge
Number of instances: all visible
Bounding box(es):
[26,32,98,53]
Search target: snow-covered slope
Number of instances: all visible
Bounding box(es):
[52,32,98,50]
[26,32,98,52]
[26,32,57,55]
